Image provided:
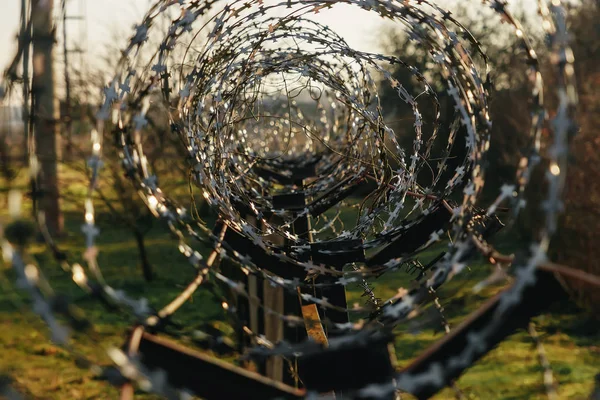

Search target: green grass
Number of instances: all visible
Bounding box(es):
[0,173,598,399]
[0,207,225,399]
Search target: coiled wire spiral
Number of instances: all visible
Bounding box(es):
[0,0,581,398]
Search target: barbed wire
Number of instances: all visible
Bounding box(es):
[0,0,592,398]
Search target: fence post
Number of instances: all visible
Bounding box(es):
[31,0,62,235]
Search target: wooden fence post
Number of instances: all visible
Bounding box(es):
[32,0,62,235]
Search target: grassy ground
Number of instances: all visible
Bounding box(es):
[0,171,598,399]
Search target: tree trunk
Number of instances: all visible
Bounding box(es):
[31,0,62,235]
[134,229,153,282]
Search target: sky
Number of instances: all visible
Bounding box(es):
[0,0,540,102]
[0,0,389,73]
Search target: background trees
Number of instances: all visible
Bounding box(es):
[552,0,600,313]
[376,0,600,313]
